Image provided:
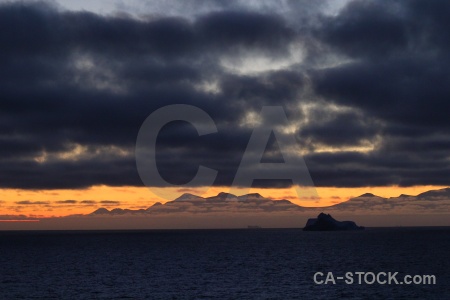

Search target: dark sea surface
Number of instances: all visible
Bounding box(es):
[0,228,448,299]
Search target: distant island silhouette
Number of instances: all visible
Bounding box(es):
[303,213,364,231]
[247,225,262,229]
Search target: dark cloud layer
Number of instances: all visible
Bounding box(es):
[0,0,450,189]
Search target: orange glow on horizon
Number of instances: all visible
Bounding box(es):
[0,220,40,222]
[0,184,447,217]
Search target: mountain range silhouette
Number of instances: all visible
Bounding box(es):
[90,187,450,216]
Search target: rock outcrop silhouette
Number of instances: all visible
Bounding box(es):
[303,213,364,231]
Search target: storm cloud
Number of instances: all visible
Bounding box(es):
[1,0,450,189]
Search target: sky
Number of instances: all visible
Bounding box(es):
[1,0,450,217]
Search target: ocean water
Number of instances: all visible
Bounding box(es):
[0,228,448,299]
